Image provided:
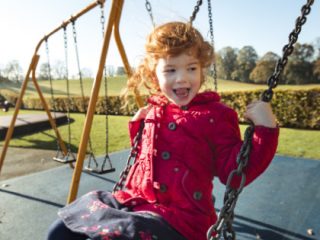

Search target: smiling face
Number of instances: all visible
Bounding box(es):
[155,52,202,106]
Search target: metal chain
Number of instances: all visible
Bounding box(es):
[45,38,60,153]
[207,125,254,240]
[190,0,203,24]
[207,1,314,239]
[262,0,314,102]
[71,21,96,164]
[207,0,218,92]
[145,0,155,28]
[113,121,145,192]
[63,27,73,152]
[99,2,114,172]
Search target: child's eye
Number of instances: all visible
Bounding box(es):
[188,66,198,71]
[164,68,175,73]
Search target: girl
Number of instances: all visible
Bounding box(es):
[47,21,278,240]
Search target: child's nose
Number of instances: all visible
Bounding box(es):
[176,71,187,83]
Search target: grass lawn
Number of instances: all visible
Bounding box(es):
[1,109,319,160]
[2,76,320,98]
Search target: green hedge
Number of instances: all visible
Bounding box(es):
[8,88,320,130]
[220,89,320,130]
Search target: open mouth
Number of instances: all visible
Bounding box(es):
[173,88,190,97]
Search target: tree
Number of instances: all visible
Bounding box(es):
[81,67,93,79]
[313,59,320,82]
[313,37,320,59]
[38,63,51,80]
[216,47,237,80]
[283,43,315,84]
[106,65,115,77]
[3,60,23,82]
[52,60,66,80]
[232,46,258,82]
[250,52,279,84]
[283,61,314,84]
[116,66,126,76]
[289,43,314,62]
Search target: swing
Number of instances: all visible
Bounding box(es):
[51,27,77,164]
[111,1,315,240]
[70,7,115,175]
[44,36,76,164]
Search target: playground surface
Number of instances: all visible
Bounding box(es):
[0,147,60,180]
[0,150,319,240]
[0,112,68,180]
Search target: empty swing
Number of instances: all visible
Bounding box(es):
[70,6,115,175]
[51,26,77,164]
[44,36,76,164]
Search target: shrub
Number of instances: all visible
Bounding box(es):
[20,89,320,129]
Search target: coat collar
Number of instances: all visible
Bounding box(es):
[147,91,221,108]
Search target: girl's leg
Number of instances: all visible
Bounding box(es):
[47,218,88,240]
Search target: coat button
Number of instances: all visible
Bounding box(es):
[180,105,188,110]
[193,191,202,200]
[159,184,167,193]
[161,151,170,160]
[173,167,179,172]
[168,122,177,130]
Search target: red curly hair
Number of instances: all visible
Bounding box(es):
[124,21,214,102]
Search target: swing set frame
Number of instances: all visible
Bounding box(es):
[0,0,315,239]
[0,0,143,201]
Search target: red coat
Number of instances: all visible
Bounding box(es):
[113,91,279,240]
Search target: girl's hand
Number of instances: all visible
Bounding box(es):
[244,100,277,128]
[131,105,152,122]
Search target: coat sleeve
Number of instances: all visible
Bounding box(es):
[211,107,279,188]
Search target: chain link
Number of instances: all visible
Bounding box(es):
[45,38,62,154]
[207,0,218,92]
[190,0,203,23]
[113,121,145,192]
[262,0,314,102]
[63,27,73,151]
[207,1,314,239]
[99,2,109,155]
[145,0,155,28]
[71,21,96,166]
[207,125,254,240]
[99,2,114,171]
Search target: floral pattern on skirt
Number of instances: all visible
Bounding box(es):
[58,191,186,240]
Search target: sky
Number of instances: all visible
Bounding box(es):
[1,0,319,77]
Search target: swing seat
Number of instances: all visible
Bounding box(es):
[53,152,77,164]
[84,166,116,174]
[84,154,116,175]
